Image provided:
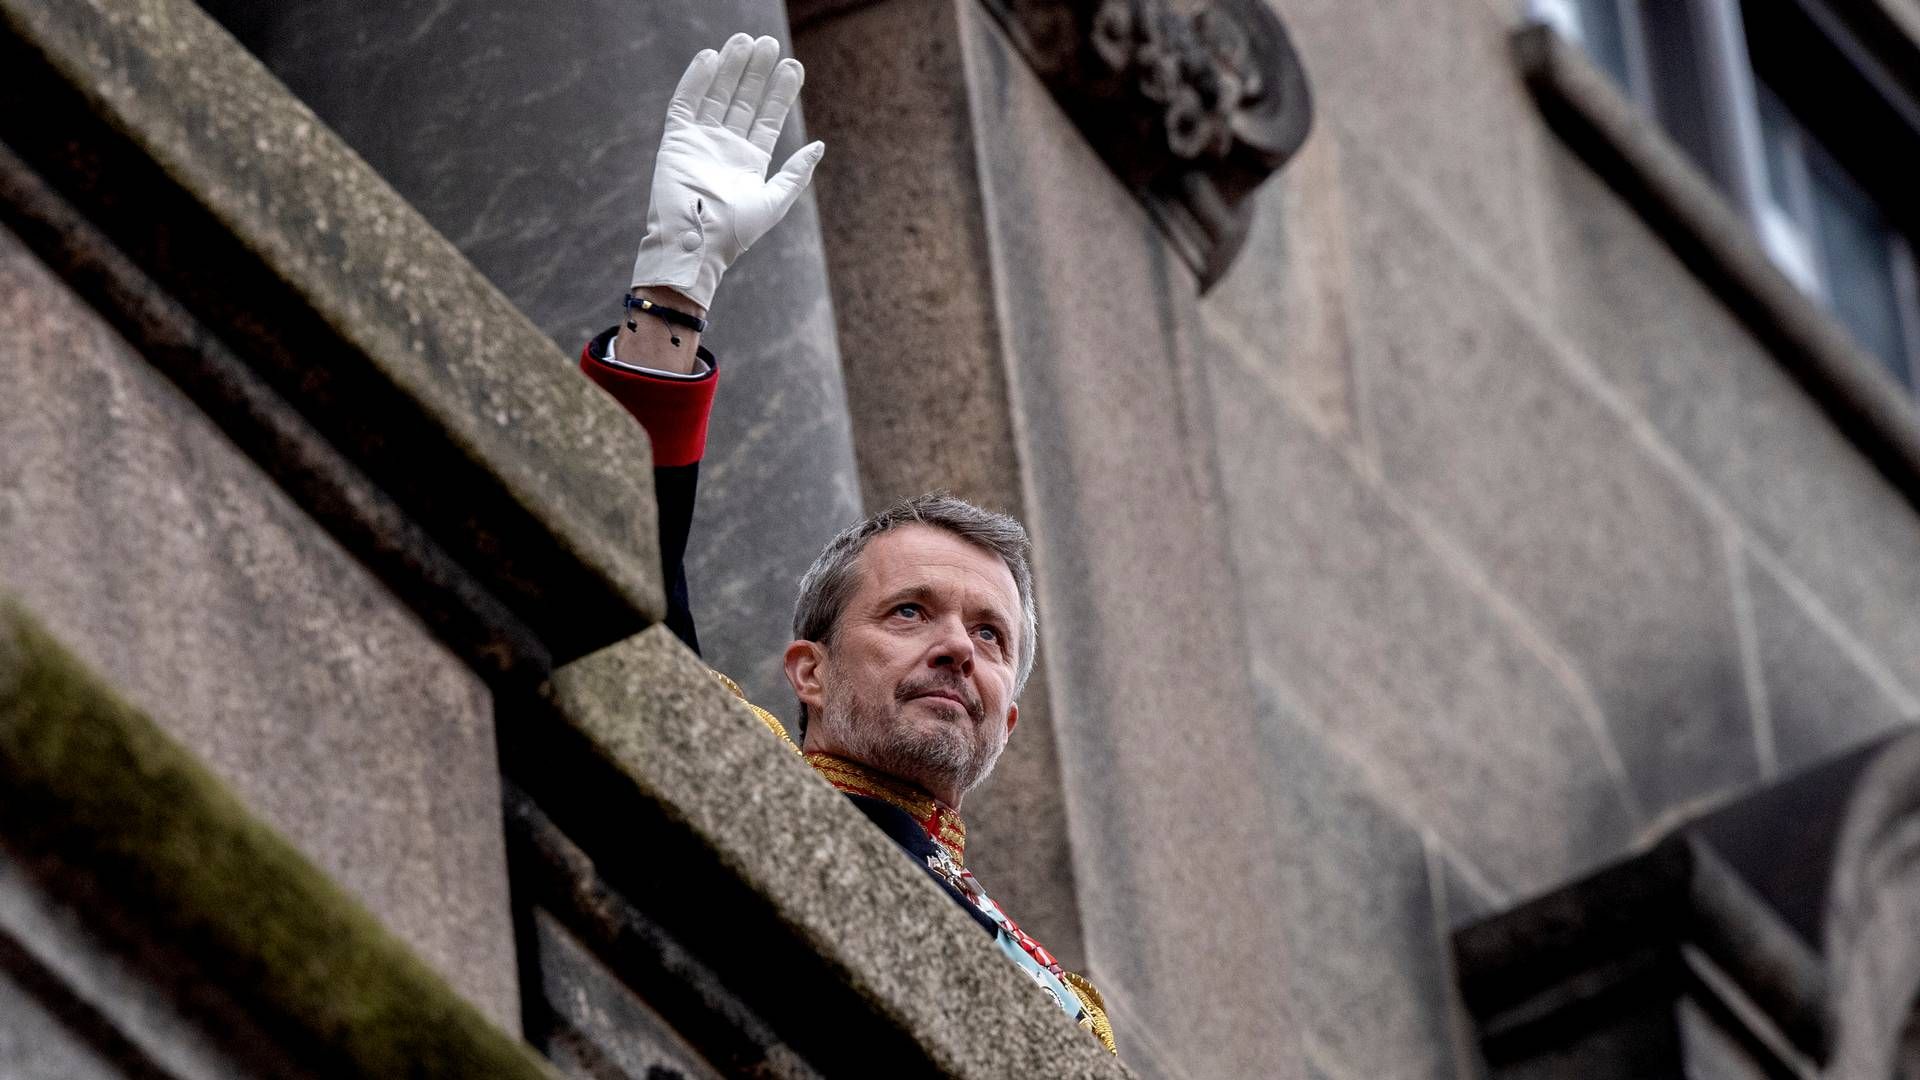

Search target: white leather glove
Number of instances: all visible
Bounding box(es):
[630,34,825,311]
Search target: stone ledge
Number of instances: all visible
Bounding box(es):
[1455,730,1920,1077]
[1454,832,1826,1075]
[1512,22,1920,520]
[534,625,1132,1079]
[0,593,556,1078]
[0,0,664,664]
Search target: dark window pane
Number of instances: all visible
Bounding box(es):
[1808,147,1911,386]
[1576,0,1635,92]
[1638,2,1728,188]
[1753,81,1800,217]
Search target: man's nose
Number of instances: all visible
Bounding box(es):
[928,615,975,673]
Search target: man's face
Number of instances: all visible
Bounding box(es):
[788,524,1022,808]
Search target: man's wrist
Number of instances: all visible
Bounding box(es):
[630,284,707,319]
[615,285,708,375]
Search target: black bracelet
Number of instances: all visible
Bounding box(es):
[623,294,709,347]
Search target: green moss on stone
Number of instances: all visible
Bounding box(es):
[0,595,555,1078]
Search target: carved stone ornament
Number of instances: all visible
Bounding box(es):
[979,0,1314,289]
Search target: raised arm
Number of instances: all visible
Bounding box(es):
[581,33,823,652]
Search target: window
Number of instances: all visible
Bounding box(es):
[1753,78,1918,385]
[1533,0,1647,100]
[1530,0,1920,390]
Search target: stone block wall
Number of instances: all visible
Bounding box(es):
[1208,0,1920,1075]
[0,598,558,1079]
[0,223,521,1031]
[10,0,1911,1072]
[792,0,1920,1076]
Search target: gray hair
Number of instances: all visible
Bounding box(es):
[791,492,1038,733]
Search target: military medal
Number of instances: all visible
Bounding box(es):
[923,849,1090,1025]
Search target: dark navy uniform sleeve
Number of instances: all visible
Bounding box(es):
[579,326,716,655]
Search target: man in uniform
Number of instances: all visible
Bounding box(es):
[575,33,1116,1054]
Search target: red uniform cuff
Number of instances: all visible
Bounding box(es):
[580,333,718,468]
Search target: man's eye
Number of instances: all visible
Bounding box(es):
[892,603,922,619]
[977,625,1001,644]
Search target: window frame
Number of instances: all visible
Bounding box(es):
[1530,0,1653,107]
[1530,0,1920,390]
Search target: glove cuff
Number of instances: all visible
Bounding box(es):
[631,231,721,311]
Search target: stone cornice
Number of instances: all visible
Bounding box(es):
[1455,731,1920,1077]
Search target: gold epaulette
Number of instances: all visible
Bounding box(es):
[1060,971,1117,1054]
[708,670,800,753]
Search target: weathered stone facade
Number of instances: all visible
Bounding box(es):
[0,0,1126,1075]
[5,0,1920,1076]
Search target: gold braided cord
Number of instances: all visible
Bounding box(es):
[704,671,964,858]
[804,752,968,865]
[707,670,801,753]
[1060,971,1117,1054]
[709,669,749,699]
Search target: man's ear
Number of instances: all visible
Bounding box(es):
[783,639,828,713]
[1004,702,1019,737]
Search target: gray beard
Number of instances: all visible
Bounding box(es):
[821,689,1007,804]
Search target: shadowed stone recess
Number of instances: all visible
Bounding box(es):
[1341,147,1758,818]
[1206,357,1637,892]
[504,779,823,1080]
[530,910,726,1080]
[548,626,1131,1080]
[200,0,863,708]
[957,5,1306,1075]
[0,225,519,1031]
[0,848,259,1080]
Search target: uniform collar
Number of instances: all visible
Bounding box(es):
[805,752,968,866]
